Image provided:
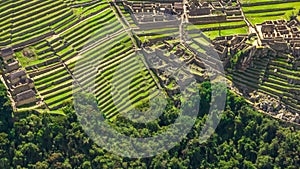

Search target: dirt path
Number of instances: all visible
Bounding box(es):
[109,0,138,49]
[238,0,262,45]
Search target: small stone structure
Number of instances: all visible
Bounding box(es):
[14,90,36,107]
[143,42,207,101]
[1,47,14,62]
[4,60,20,73]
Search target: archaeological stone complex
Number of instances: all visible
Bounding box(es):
[0,0,299,125]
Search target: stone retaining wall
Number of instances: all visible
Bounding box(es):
[189,15,227,24]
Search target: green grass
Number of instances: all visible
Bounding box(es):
[242,1,300,25]
[203,27,248,39]
[72,2,109,18]
[241,0,284,4]
[1,0,160,115]
[188,21,247,30]
[64,0,96,5]
[69,30,157,119]
[117,3,136,27]
[9,1,77,46]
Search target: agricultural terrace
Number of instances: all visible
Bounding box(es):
[241,0,300,25]
[0,0,158,119]
[231,53,300,114]
[186,0,249,39]
[0,0,299,124]
[188,22,248,40]
[0,0,77,48]
[75,44,159,120]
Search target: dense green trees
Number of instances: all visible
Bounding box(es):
[0,82,12,133]
[0,81,299,168]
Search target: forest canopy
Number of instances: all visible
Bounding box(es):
[0,81,299,168]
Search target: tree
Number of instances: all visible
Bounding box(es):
[0,81,299,168]
[256,155,274,169]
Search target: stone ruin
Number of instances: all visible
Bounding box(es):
[0,47,37,108]
[255,19,300,73]
[142,43,205,102]
[212,18,300,124]
[187,0,243,24]
[121,1,300,125]
[123,1,183,26]
[158,40,213,82]
[122,0,244,27]
[212,34,250,67]
[256,19,300,57]
[142,47,181,106]
[250,91,300,124]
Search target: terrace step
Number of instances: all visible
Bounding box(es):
[95,66,140,101]
[269,65,300,78]
[29,63,64,78]
[36,73,72,91]
[40,79,73,96]
[232,71,261,84]
[231,75,258,90]
[106,87,159,119]
[46,90,73,109]
[98,74,156,118]
[32,63,64,78]
[48,97,73,110]
[35,70,69,86]
[43,85,72,101]
[97,68,141,108]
